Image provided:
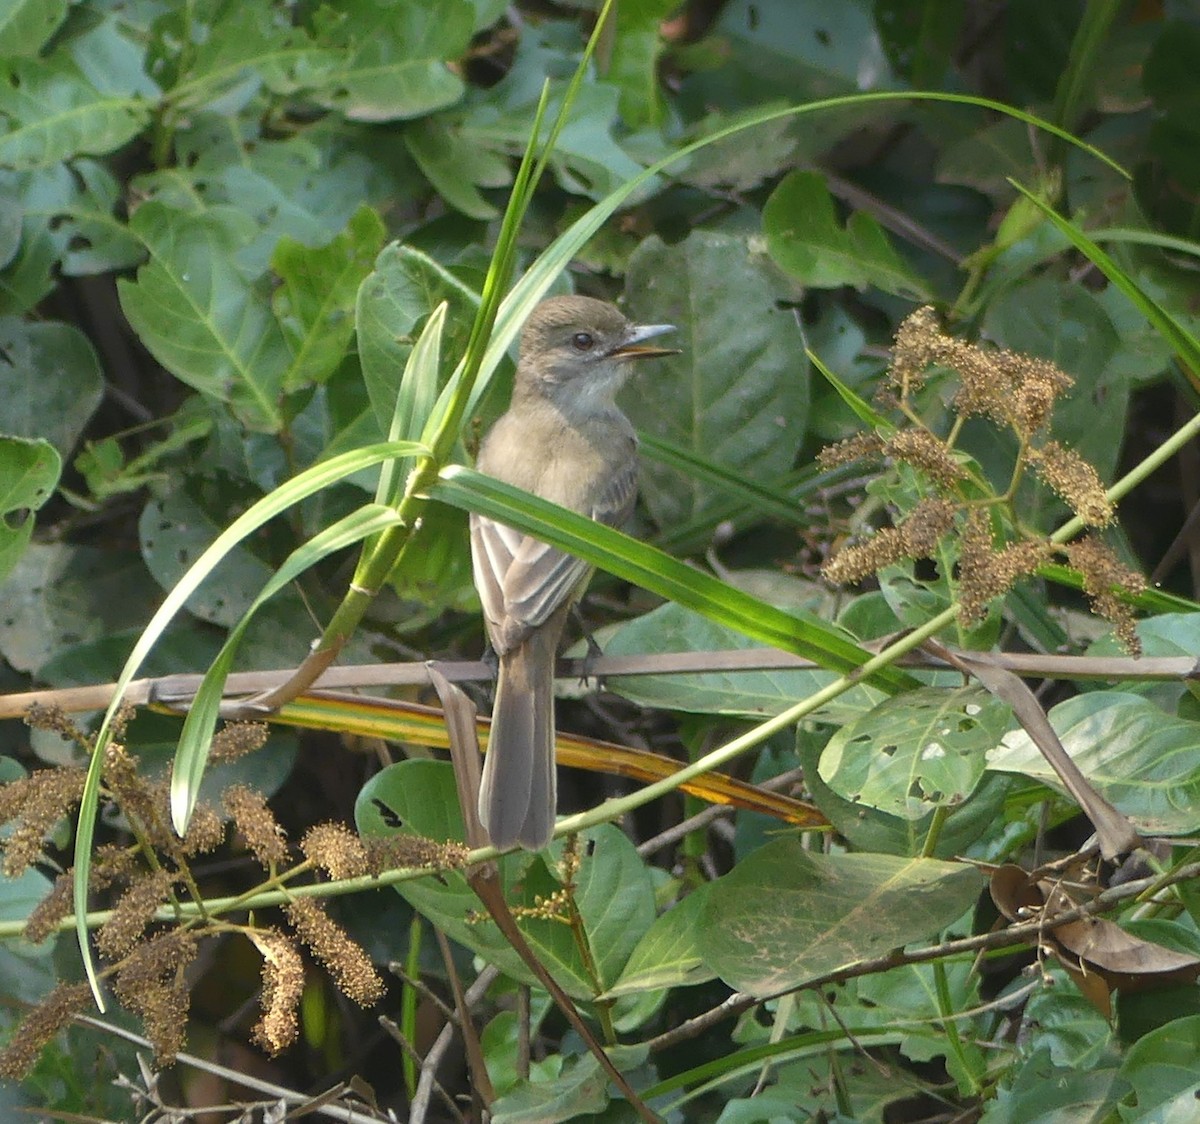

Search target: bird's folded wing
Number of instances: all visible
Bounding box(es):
[470,457,638,648]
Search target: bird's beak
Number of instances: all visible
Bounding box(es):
[611,322,680,360]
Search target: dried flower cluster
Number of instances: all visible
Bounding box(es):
[0,710,462,1077]
[820,306,1143,652]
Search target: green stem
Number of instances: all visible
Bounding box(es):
[933,959,981,1096]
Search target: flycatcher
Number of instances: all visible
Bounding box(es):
[470,295,677,849]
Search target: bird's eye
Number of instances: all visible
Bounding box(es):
[571,332,595,352]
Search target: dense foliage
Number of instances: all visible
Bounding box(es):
[1,0,1199,1120]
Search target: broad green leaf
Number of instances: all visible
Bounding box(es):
[355,760,657,999]
[0,436,59,585]
[454,35,652,202]
[1119,1015,1200,1122]
[489,1048,648,1122]
[800,730,1011,859]
[12,160,143,277]
[698,840,983,996]
[875,0,964,87]
[623,231,809,528]
[0,0,68,57]
[0,543,154,674]
[987,691,1200,835]
[138,125,409,275]
[1009,181,1200,374]
[0,317,104,457]
[604,885,716,997]
[606,0,677,128]
[694,0,897,108]
[160,3,320,114]
[356,243,480,437]
[403,116,508,220]
[306,0,471,122]
[986,1047,1124,1124]
[592,602,887,726]
[764,170,930,299]
[0,55,149,169]
[431,465,918,693]
[117,203,290,432]
[139,489,295,628]
[0,868,59,1002]
[272,205,386,391]
[818,686,1012,820]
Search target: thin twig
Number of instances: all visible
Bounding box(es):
[644,859,1200,1053]
[2,648,1194,720]
[73,1014,396,1122]
[409,965,499,1124]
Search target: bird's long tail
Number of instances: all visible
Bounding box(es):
[479,627,558,850]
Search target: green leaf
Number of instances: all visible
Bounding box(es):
[799,731,1010,859]
[987,691,1200,835]
[307,0,471,122]
[271,205,386,391]
[432,465,918,693]
[1008,180,1200,374]
[0,317,104,458]
[623,231,809,528]
[138,488,295,628]
[159,3,319,114]
[0,55,150,169]
[171,503,405,833]
[355,760,657,999]
[117,203,290,432]
[764,170,931,298]
[13,160,144,277]
[0,436,60,585]
[818,686,1013,820]
[454,34,652,202]
[988,1047,1124,1124]
[604,884,717,997]
[0,0,69,57]
[592,602,887,726]
[356,243,480,439]
[697,0,898,107]
[607,0,677,128]
[0,543,155,675]
[698,840,983,997]
[403,116,508,220]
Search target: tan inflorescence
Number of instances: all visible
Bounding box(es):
[821,306,1143,652]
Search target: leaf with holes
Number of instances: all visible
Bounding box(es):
[0,436,59,586]
[819,686,1013,820]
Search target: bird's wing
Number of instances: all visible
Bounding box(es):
[472,457,638,651]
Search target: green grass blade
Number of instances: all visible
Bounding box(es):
[374,300,445,504]
[637,432,810,526]
[431,465,917,693]
[455,91,1128,431]
[806,348,894,430]
[171,503,406,834]
[73,439,425,1006]
[1009,180,1200,371]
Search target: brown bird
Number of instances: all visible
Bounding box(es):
[469,295,677,849]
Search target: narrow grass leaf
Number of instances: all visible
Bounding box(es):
[171,503,406,834]
[73,440,425,1005]
[431,465,916,693]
